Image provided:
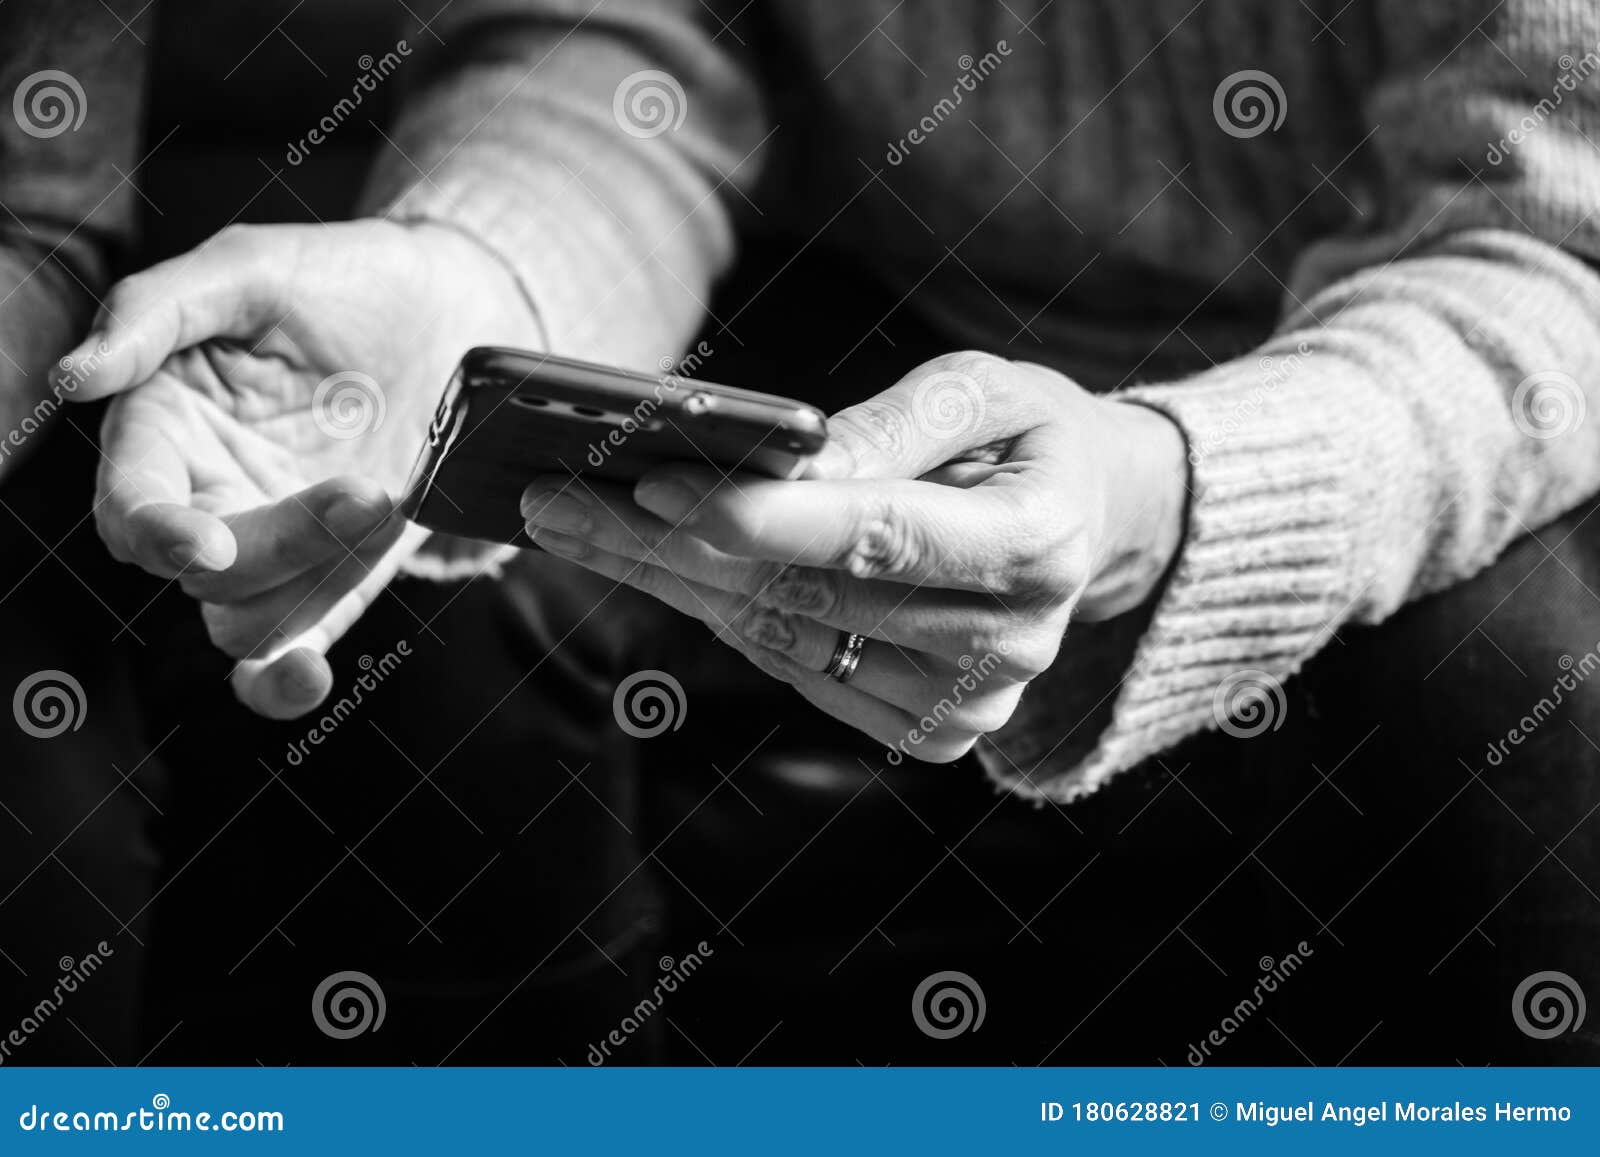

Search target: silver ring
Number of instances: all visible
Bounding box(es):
[824,632,866,684]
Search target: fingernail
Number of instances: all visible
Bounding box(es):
[275,659,323,704]
[635,477,704,524]
[169,536,227,572]
[326,496,383,539]
[526,527,589,558]
[522,491,591,534]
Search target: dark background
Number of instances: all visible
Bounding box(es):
[0,0,1595,1068]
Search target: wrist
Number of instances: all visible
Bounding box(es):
[396,218,547,349]
[1079,399,1191,620]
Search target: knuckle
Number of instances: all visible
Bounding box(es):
[999,550,1074,605]
[269,524,309,569]
[735,604,806,660]
[681,489,756,552]
[210,223,258,251]
[831,397,917,465]
[909,732,981,765]
[531,527,595,561]
[102,278,143,319]
[903,352,1005,444]
[758,564,840,617]
[917,350,1057,434]
[177,571,220,599]
[989,495,1090,605]
[926,350,1007,388]
[959,692,1023,735]
[625,517,672,560]
[730,634,805,685]
[998,631,1062,681]
[836,505,932,581]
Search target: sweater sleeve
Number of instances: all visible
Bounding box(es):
[1,0,148,466]
[979,0,1600,802]
[356,0,769,372]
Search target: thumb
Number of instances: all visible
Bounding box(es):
[61,227,290,402]
[810,352,1038,481]
[228,521,429,719]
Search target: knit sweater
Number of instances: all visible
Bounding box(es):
[0,0,147,466]
[364,0,1600,802]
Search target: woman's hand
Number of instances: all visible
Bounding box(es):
[64,220,542,718]
[520,352,1190,762]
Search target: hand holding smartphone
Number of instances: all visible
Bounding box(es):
[400,347,828,543]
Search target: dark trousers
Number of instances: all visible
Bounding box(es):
[1,257,1596,1066]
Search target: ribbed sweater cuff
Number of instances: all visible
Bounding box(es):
[365,144,686,372]
[977,349,1364,803]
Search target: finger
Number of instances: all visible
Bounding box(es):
[523,475,1018,651]
[200,514,410,659]
[229,646,335,722]
[180,476,396,602]
[63,227,288,401]
[96,396,235,576]
[228,521,429,719]
[725,633,982,764]
[633,468,1043,594]
[807,352,1050,480]
[527,528,976,721]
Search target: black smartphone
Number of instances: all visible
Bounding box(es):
[400,346,829,543]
